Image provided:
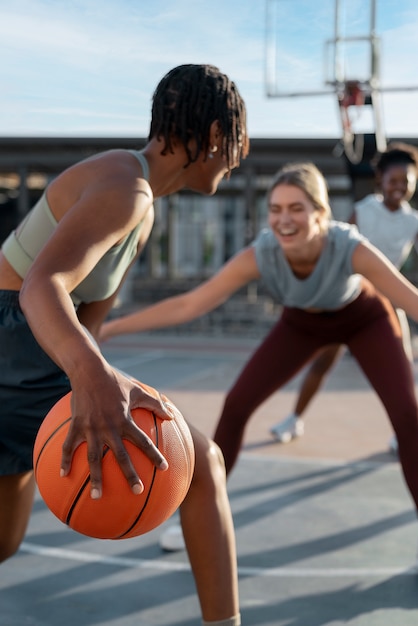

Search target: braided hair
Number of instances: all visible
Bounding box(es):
[148,64,249,170]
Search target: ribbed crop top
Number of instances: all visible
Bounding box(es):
[1,150,149,305]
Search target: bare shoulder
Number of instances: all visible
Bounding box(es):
[54,149,149,192]
[351,240,392,275]
[47,150,153,223]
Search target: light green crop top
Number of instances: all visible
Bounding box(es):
[1,150,149,305]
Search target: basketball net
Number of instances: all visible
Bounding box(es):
[337,80,388,164]
[337,81,366,164]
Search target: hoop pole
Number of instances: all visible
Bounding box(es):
[370,0,377,35]
[371,90,387,153]
[333,0,344,84]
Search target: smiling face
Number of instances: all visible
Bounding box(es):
[380,163,417,211]
[267,183,326,251]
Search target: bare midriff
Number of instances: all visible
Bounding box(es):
[0,252,24,290]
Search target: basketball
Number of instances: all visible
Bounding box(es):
[33,381,195,540]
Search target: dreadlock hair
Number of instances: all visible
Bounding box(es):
[374,142,418,175]
[148,64,249,170]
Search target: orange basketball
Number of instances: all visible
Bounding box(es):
[33,382,195,540]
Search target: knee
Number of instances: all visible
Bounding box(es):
[191,437,227,493]
[0,537,22,563]
[392,406,418,440]
[220,389,251,427]
[221,391,239,418]
[0,472,35,563]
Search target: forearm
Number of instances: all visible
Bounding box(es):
[361,261,418,322]
[386,279,418,322]
[103,295,202,339]
[20,277,108,381]
[100,248,260,341]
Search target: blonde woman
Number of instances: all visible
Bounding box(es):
[101,162,418,534]
[270,143,418,449]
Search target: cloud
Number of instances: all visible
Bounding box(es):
[1,0,418,138]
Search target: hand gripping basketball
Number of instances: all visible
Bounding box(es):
[33,382,195,539]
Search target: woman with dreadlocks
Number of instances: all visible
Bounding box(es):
[0,64,248,626]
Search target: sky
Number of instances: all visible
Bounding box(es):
[2,0,418,139]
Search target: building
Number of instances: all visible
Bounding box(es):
[1,136,417,335]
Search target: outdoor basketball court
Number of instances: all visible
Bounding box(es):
[2,332,418,626]
[2,0,418,623]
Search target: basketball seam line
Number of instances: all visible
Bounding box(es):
[117,412,159,539]
[66,446,111,527]
[34,416,72,475]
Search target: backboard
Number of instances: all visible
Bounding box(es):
[265,0,418,162]
[265,0,418,98]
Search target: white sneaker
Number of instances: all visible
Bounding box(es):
[159,524,185,552]
[270,414,304,443]
[388,434,398,455]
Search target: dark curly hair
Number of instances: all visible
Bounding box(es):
[148,64,249,170]
[375,142,418,174]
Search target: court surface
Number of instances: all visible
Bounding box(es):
[2,332,418,626]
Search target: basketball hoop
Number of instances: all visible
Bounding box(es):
[338,81,366,164]
[264,0,415,165]
[338,81,365,124]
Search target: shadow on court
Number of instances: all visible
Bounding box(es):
[2,333,418,625]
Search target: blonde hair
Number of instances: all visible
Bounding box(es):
[268,162,332,229]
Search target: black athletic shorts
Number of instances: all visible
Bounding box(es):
[0,290,70,475]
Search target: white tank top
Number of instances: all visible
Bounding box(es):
[354,194,418,269]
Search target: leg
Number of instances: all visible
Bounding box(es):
[349,306,418,510]
[0,471,35,562]
[0,291,69,561]
[214,312,324,474]
[293,344,344,415]
[270,343,344,442]
[396,308,413,364]
[180,424,239,624]
[388,308,413,454]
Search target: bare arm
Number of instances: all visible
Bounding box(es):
[352,241,418,320]
[19,159,169,499]
[100,246,261,341]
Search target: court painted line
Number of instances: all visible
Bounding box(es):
[105,351,167,369]
[20,542,190,572]
[20,542,416,578]
[240,452,401,470]
[105,348,245,370]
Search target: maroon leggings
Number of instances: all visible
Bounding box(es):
[214,281,418,510]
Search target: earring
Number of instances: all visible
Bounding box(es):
[208,145,218,159]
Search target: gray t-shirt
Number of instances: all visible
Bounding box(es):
[253,221,365,310]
